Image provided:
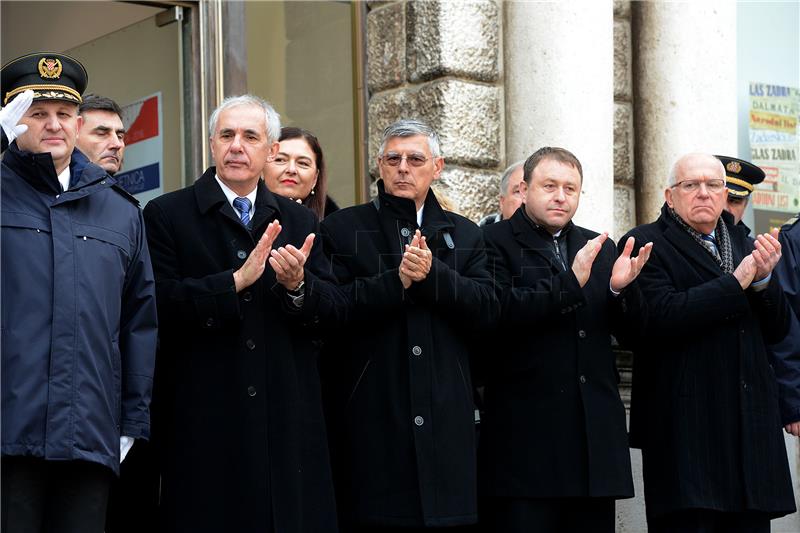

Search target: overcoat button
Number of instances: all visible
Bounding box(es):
[237,250,248,259]
[205,318,214,327]
[578,330,587,338]
[579,375,587,384]
[400,227,411,237]
[414,416,424,426]
[242,291,253,302]
[412,346,422,356]
[247,386,257,397]
[246,339,256,350]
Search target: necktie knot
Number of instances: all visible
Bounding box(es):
[233,197,252,226]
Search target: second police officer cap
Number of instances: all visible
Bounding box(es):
[1,52,88,106]
[714,155,765,198]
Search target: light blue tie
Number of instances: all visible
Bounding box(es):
[233,197,252,227]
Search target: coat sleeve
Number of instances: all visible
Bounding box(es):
[268,225,348,330]
[143,199,243,330]
[626,234,750,337]
[319,219,409,319]
[406,227,499,329]
[119,209,158,440]
[484,230,586,325]
[767,228,800,425]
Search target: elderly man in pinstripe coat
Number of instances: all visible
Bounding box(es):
[621,153,795,533]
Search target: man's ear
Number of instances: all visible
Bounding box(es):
[267,141,279,161]
[664,187,673,208]
[432,156,444,180]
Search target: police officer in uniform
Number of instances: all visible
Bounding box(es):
[716,154,765,231]
[1,52,157,533]
[769,212,800,435]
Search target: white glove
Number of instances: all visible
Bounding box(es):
[0,89,33,144]
[120,436,134,463]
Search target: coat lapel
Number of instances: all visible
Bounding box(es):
[663,223,723,278]
[251,180,279,233]
[508,209,560,271]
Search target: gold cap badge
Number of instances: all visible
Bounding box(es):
[726,161,742,174]
[38,57,62,79]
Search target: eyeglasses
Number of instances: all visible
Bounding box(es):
[381,152,429,167]
[671,179,726,194]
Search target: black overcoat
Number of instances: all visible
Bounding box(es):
[143,169,344,533]
[622,205,795,518]
[319,182,499,527]
[480,208,635,499]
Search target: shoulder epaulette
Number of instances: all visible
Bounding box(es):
[781,213,799,231]
[111,183,141,207]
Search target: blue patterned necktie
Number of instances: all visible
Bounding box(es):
[233,197,252,227]
[701,234,719,259]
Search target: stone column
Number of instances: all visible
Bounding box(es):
[632,2,737,223]
[614,0,636,239]
[365,0,502,222]
[504,0,615,235]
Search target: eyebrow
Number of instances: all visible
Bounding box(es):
[219,128,261,137]
[92,125,126,134]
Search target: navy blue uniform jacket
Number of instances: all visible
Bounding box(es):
[1,142,157,475]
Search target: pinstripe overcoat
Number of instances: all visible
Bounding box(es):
[623,205,795,518]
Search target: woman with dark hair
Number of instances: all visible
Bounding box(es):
[264,126,338,220]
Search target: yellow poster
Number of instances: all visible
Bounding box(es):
[749,82,800,231]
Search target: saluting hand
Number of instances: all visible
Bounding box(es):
[270,233,316,291]
[571,232,608,288]
[610,237,653,292]
[233,220,282,292]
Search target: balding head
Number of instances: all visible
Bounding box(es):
[665,153,727,234]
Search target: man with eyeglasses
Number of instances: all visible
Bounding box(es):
[620,152,795,532]
[319,118,498,532]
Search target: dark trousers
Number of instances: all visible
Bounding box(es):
[487,497,616,533]
[647,508,771,533]
[105,440,160,533]
[1,456,113,533]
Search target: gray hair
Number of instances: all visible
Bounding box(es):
[499,160,525,197]
[667,153,725,187]
[208,94,281,144]
[378,119,442,158]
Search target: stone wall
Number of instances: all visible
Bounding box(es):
[614,0,636,238]
[365,0,502,222]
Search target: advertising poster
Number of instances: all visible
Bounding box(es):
[748,82,800,232]
[116,92,163,205]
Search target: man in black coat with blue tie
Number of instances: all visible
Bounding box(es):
[143,94,344,533]
[621,152,794,532]
[481,146,652,533]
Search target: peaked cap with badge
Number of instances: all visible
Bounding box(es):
[714,154,765,199]
[1,52,88,106]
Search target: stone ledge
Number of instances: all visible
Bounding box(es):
[407,0,499,83]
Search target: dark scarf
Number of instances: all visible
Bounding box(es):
[668,206,734,274]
